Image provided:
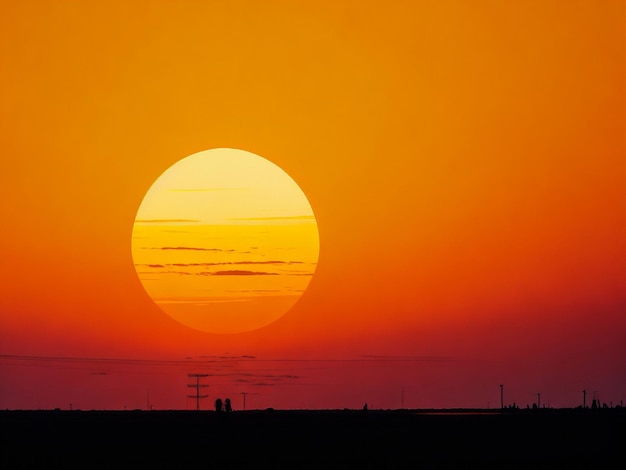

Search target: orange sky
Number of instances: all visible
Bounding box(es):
[1,0,625,411]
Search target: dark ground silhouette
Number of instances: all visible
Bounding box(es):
[0,408,624,467]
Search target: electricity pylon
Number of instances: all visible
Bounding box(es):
[187,373,209,410]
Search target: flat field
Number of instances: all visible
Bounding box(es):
[1,408,623,468]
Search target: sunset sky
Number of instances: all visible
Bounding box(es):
[1,0,624,411]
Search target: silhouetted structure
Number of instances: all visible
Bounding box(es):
[187,374,209,411]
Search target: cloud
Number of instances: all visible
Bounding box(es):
[159,246,229,251]
[167,188,247,192]
[0,354,235,367]
[202,270,280,276]
[359,355,455,362]
[139,260,305,268]
[155,296,258,304]
[195,354,256,360]
[229,215,316,221]
[243,374,301,382]
[138,270,193,276]
[234,260,303,265]
[135,219,200,223]
[139,247,236,252]
[228,261,298,266]
[240,289,284,293]
[0,354,457,371]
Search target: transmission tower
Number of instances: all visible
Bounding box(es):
[187,373,209,410]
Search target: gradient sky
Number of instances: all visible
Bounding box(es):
[1,0,624,411]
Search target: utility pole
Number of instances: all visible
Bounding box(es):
[537,393,541,409]
[500,384,504,409]
[583,389,586,409]
[187,374,209,411]
[241,392,248,411]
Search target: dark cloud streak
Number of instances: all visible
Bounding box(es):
[135,219,200,223]
[203,270,279,276]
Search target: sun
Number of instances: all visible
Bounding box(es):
[131,148,320,334]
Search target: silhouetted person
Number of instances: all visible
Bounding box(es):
[215,398,223,413]
[363,403,368,412]
[224,398,232,412]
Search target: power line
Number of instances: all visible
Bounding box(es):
[187,374,209,411]
[0,353,454,365]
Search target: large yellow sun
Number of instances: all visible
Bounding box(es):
[131,148,320,334]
